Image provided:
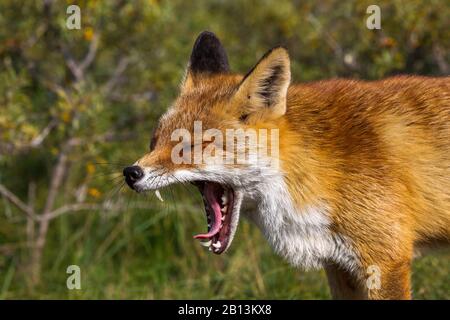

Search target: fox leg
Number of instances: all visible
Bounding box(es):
[324,264,368,299]
[325,256,412,300]
[365,259,412,300]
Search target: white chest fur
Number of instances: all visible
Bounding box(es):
[243,174,359,271]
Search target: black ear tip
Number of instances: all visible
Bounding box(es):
[196,30,219,41]
[190,30,230,74]
[193,31,223,51]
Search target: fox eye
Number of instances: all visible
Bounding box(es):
[149,135,157,151]
[149,128,158,151]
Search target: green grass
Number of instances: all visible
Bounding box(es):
[0,187,448,299]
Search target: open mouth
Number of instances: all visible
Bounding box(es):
[192,181,237,254]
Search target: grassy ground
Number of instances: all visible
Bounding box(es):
[1,187,448,299]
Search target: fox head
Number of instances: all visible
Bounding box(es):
[123,31,291,254]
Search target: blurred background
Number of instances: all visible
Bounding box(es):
[0,0,448,299]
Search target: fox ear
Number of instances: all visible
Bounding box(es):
[234,47,290,120]
[182,31,230,90]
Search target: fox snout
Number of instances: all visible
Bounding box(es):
[123,165,144,189]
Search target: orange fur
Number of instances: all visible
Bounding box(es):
[134,36,449,299]
[280,76,450,299]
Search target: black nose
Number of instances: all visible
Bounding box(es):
[123,166,144,188]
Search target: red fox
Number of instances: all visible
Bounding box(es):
[123,31,450,299]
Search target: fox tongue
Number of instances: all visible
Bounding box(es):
[193,183,222,239]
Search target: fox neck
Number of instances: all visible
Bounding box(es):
[242,118,359,271]
[242,166,358,272]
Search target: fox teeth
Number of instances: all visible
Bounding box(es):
[221,215,225,221]
[200,240,212,247]
[221,206,227,213]
[221,194,228,205]
[155,189,164,202]
[212,241,221,249]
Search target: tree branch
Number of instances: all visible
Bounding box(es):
[0,118,59,156]
[79,33,99,72]
[61,33,99,82]
[30,118,59,147]
[102,56,130,95]
[42,146,70,217]
[0,183,36,219]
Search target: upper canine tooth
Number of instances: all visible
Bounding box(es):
[212,241,221,249]
[155,190,164,202]
[221,194,228,205]
[200,240,212,247]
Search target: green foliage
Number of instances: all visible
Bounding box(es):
[0,0,448,299]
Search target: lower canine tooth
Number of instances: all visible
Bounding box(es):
[200,240,212,247]
[155,190,164,202]
[212,241,221,249]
